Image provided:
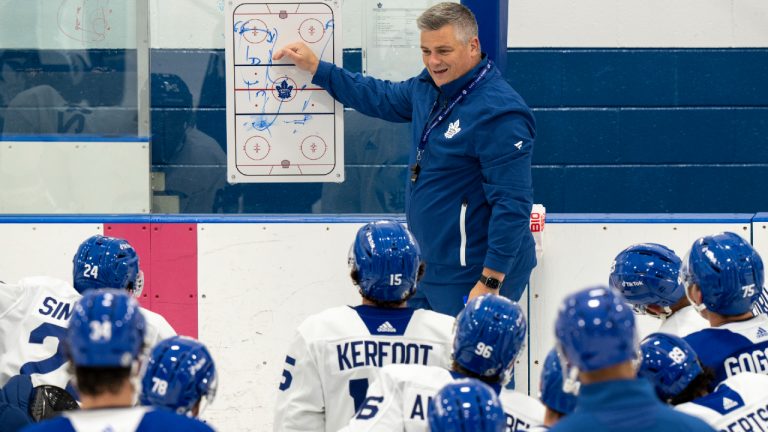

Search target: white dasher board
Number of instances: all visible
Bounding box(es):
[226,0,344,183]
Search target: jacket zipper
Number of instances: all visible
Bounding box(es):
[460,199,468,267]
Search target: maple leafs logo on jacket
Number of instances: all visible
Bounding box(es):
[444,119,461,139]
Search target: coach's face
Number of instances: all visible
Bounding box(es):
[420,24,480,87]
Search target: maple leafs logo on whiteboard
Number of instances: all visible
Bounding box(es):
[276,80,293,100]
[444,119,461,139]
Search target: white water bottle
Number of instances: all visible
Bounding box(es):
[530,204,546,260]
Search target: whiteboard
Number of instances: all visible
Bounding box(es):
[0,0,137,49]
[225,0,344,183]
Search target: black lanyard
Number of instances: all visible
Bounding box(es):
[411,60,493,183]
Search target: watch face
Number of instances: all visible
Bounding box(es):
[483,276,501,289]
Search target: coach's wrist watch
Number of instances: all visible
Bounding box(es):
[478,274,503,290]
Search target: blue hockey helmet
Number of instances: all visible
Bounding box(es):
[609,243,684,315]
[428,378,506,432]
[73,235,144,297]
[140,336,217,415]
[555,286,637,372]
[453,295,527,380]
[349,221,421,302]
[638,333,703,402]
[67,289,146,367]
[540,348,577,415]
[682,232,764,316]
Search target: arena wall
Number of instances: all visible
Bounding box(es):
[0,213,759,429]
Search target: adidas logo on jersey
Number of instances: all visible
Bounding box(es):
[377,321,397,333]
[757,327,768,338]
[723,397,739,411]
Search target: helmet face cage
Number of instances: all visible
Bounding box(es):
[453,295,527,381]
[140,336,217,415]
[609,243,685,313]
[73,235,141,295]
[67,289,146,368]
[555,286,638,373]
[427,378,506,432]
[350,221,421,303]
[684,232,765,316]
[637,333,703,402]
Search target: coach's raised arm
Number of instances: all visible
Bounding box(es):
[274,2,536,316]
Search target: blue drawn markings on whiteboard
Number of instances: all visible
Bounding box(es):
[319,19,334,59]
[282,115,312,125]
[265,27,280,85]
[245,45,261,65]
[233,21,274,39]
[242,78,260,101]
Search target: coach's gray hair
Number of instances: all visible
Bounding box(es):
[417,2,478,43]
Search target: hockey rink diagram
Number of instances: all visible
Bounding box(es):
[226,1,344,182]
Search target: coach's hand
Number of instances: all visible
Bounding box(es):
[467,268,504,302]
[468,281,498,302]
[273,42,319,75]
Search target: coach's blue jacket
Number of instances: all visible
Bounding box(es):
[312,56,536,284]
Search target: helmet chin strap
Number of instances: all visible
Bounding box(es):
[685,284,708,314]
[645,305,673,319]
[562,365,581,396]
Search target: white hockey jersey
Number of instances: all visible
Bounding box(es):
[658,305,708,337]
[0,276,81,389]
[23,406,215,432]
[676,373,768,431]
[0,277,176,390]
[140,307,177,353]
[273,305,455,432]
[339,364,545,432]
[685,314,768,385]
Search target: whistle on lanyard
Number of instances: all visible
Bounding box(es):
[410,164,421,183]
